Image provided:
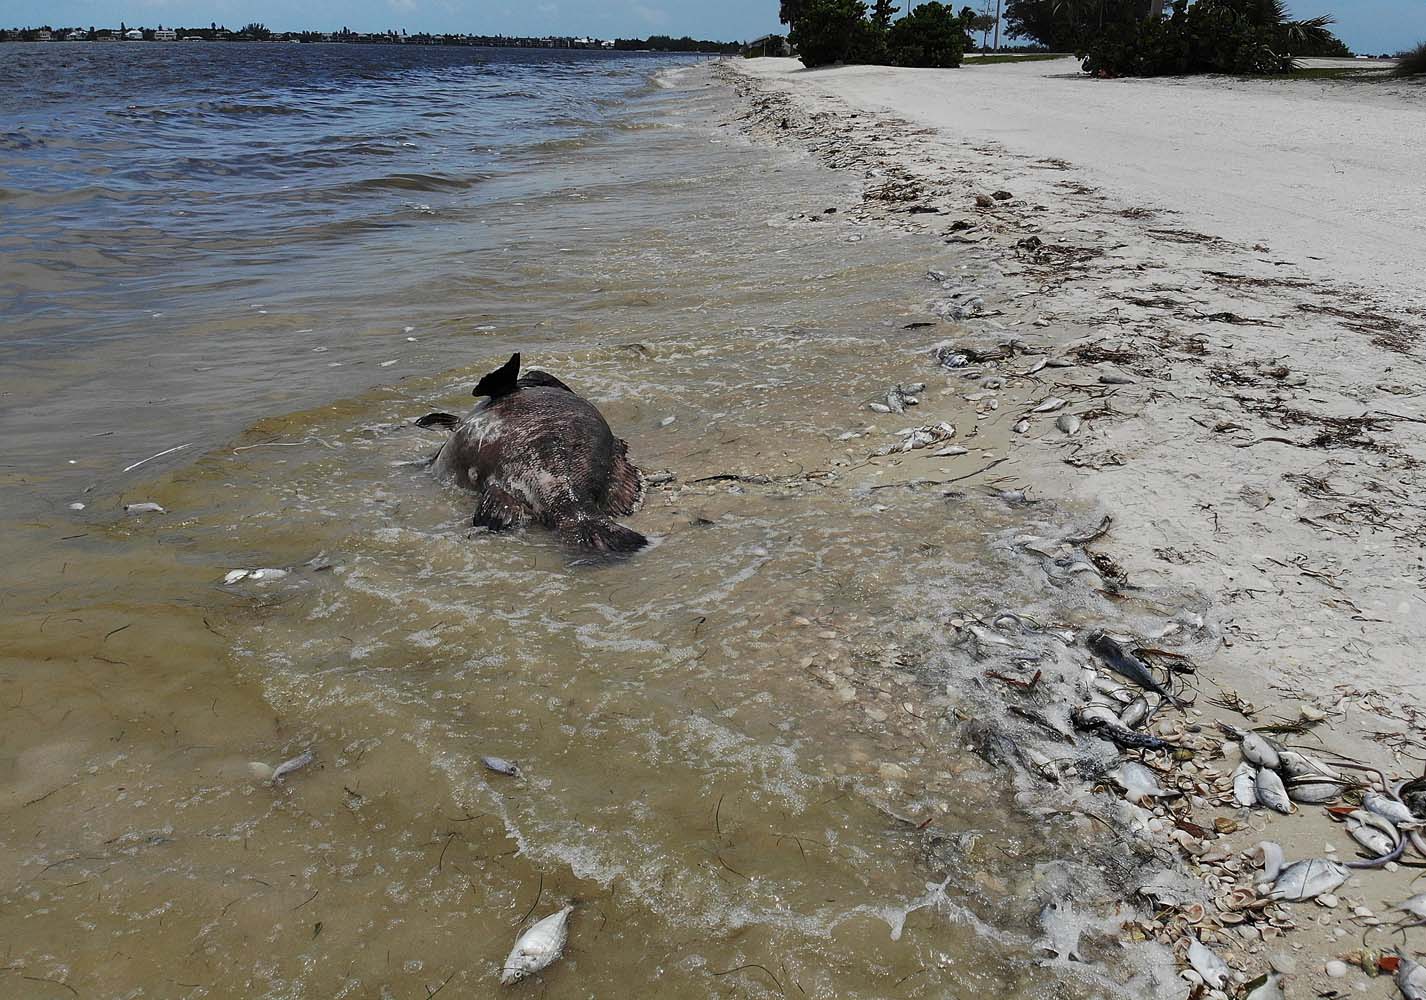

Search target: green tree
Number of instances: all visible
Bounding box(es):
[871,0,898,30]
[887,1,970,66]
[789,0,878,65]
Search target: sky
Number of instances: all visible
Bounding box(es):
[5,0,1424,53]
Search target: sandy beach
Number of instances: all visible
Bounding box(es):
[740,56,1426,306]
[4,42,1425,999]
[723,55,1426,998]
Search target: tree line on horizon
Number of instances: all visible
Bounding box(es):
[776,0,1402,76]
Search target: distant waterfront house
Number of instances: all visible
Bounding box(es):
[65,29,89,40]
[154,28,177,40]
[124,28,143,40]
[36,29,53,40]
[743,33,791,57]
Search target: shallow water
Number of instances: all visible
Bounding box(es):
[1,49,1146,999]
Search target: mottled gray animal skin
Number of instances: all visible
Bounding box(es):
[423,354,647,555]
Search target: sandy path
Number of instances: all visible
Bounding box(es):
[740,57,1426,307]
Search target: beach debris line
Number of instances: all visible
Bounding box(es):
[500,904,573,985]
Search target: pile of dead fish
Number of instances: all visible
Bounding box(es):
[867,381,926,414]
[948,540,1426,997]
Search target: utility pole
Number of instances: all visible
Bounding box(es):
[994,0,1001,50]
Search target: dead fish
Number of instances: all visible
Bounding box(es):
[1395,894,1426,922]
[1255,767,1293,814]
[124,502,166,514]
[1118,695,1151,729]
[1243,970,1284,1000]
[1345,810,1400,857]
[1071,705,1173,751]
[1253,841,1284,882]
[1098,373,1134,385]
[1012,419,1029,434]
[1055,412,1081,436]
[1086,631,1182,707]
[1037,899,1083,963]
[1219,723,1280,770]
[1031,396,1066,413]
[1266,858,1347,901]
[1188,936,1230,990]
[501,905,574,985]
[1287,777,1345,804]
[1232,762,1258,808]
[1366,791,1421,828]
[271,749,315,784]
[224,568,288,585]
[933,445,969,457]
[481,755,520,777]
[1397,949,1426,1000]
[1277,749,1342,783]
[1114,761,1175,804]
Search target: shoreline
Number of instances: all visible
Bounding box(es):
[714,57,1426,997]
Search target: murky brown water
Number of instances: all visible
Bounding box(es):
[0,58,1149,999]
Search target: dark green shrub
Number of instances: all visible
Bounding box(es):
[1079,0,1339,77]
[886,1,970,67]
[1396,41,1426,76]
[790,0,880,66]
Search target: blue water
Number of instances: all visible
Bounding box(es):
[0,44,701,353]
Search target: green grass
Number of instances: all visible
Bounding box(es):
[963,52,1067,64]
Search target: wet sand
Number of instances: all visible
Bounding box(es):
[725,56,1426,998]
[1,66,1173,999]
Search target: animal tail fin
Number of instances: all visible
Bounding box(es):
[599,439,646,517]
[416,411,461,431]
[557,514,647,556]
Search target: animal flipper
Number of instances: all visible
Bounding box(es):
[517,369,573,392]
[473,352,520,399]
[416,412,461,431]
[473,482,530,533]
[555,514,648,555]
[598,438,646,518]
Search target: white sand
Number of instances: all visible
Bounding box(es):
[740,56,1426,307]
[723,56,1426,998]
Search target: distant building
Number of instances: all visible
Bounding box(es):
[36,29,53,40]
[743,34,790,57]
[65,29,89,40]
[125,28,143,40]
[154,28,177,40]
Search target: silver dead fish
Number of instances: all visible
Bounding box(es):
[1266,858,1347,902]
[1220,724,1281,770]
[481,755,520,777]
[1365,791,1420,828]
[1398,949,1426,1000]
[501,905,574,985]
[1255,767,1293,814]
[1114,762,1171,805]
[271,749,315,784]
[1232,762,1258,808]
[1345,810,1400,857]
[1187,936,1230,990]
